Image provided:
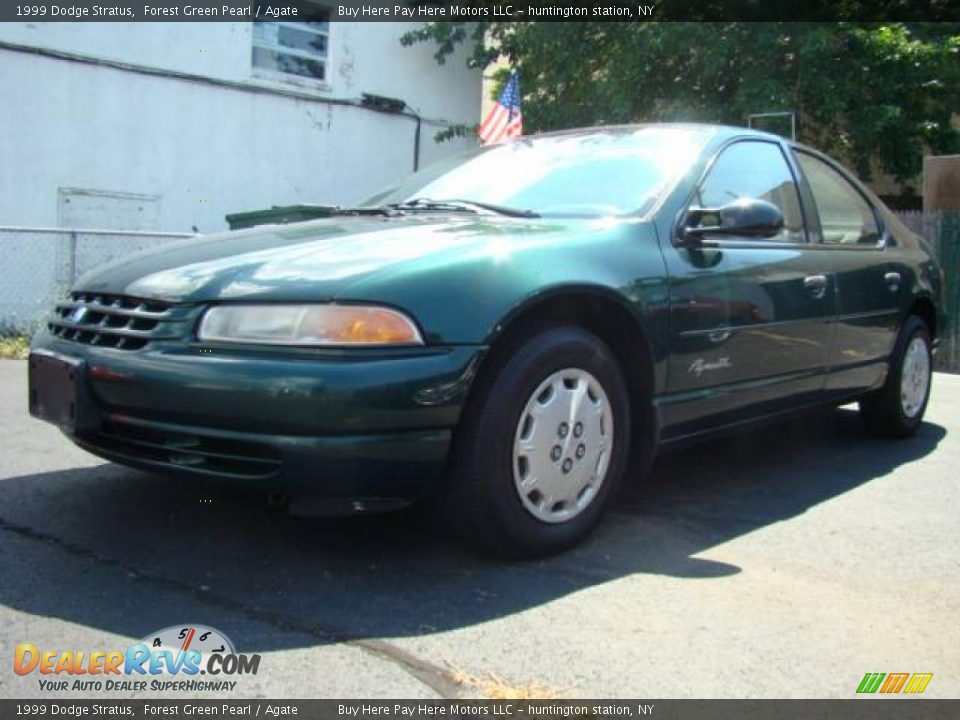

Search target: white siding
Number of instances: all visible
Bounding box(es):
[0,22,480,232]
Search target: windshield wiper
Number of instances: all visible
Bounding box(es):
[327,206,400,216]
[385,198,540,218]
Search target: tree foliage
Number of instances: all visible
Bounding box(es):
[403,21,960,189]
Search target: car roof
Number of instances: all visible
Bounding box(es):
[525,122,785,144]
[524,123,843,172]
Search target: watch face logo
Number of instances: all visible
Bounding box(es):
[143,624,236,656]
[689,356,732,377]
[70,306,88,324]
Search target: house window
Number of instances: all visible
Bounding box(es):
[252,16,330,83]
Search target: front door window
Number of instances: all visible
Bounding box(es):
[695,141,806,244]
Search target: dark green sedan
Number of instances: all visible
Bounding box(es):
[29,124,945,557]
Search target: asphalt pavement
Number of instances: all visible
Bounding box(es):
[1,359,957,699]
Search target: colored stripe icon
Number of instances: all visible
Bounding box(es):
[857,672,933,694]
[903,674,935,694]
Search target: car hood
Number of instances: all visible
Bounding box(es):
[76,213,589,304]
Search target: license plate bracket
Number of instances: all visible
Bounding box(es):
[28,351,99,434]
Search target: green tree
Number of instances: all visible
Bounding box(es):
[404,21,960,189]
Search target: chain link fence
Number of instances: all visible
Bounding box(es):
[896,210,959,373]
[0,226,193,333]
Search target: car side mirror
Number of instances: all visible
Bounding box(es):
[679,198,784,246]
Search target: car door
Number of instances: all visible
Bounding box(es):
[659,139,838,439]
[792,150,904,397]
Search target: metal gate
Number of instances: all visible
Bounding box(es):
[896,211,959,373]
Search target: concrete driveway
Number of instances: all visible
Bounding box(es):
[1,358,957,699]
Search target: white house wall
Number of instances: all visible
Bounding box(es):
[0,22,481,233]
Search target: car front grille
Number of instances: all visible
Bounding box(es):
[85,416,283,479]
[48,293,185,350]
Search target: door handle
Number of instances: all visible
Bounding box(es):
[884,271,902,292]
[803,274,828,299]
[707,328,732,344]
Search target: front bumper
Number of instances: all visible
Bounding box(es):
[29,331,485,499]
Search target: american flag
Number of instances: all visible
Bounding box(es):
[478,71,523,144]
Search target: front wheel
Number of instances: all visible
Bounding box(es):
[859,315,932,438]
[445,326,631,558]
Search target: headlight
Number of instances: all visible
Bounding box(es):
[198,304,424,346]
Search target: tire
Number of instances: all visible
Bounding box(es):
[859,315,933,438]
[444,325,631,559]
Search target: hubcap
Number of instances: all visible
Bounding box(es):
[900,336,930,419]
[512,368,614,524]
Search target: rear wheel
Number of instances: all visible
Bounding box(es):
[859,315,932,438]
[445,326,630,558]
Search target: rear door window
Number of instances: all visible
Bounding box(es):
[795,152,881,246]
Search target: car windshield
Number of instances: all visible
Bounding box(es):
[360,126,712,218]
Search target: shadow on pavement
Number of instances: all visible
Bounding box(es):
[0,406,945,651]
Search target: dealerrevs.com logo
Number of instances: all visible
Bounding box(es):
[14,625,261,693]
